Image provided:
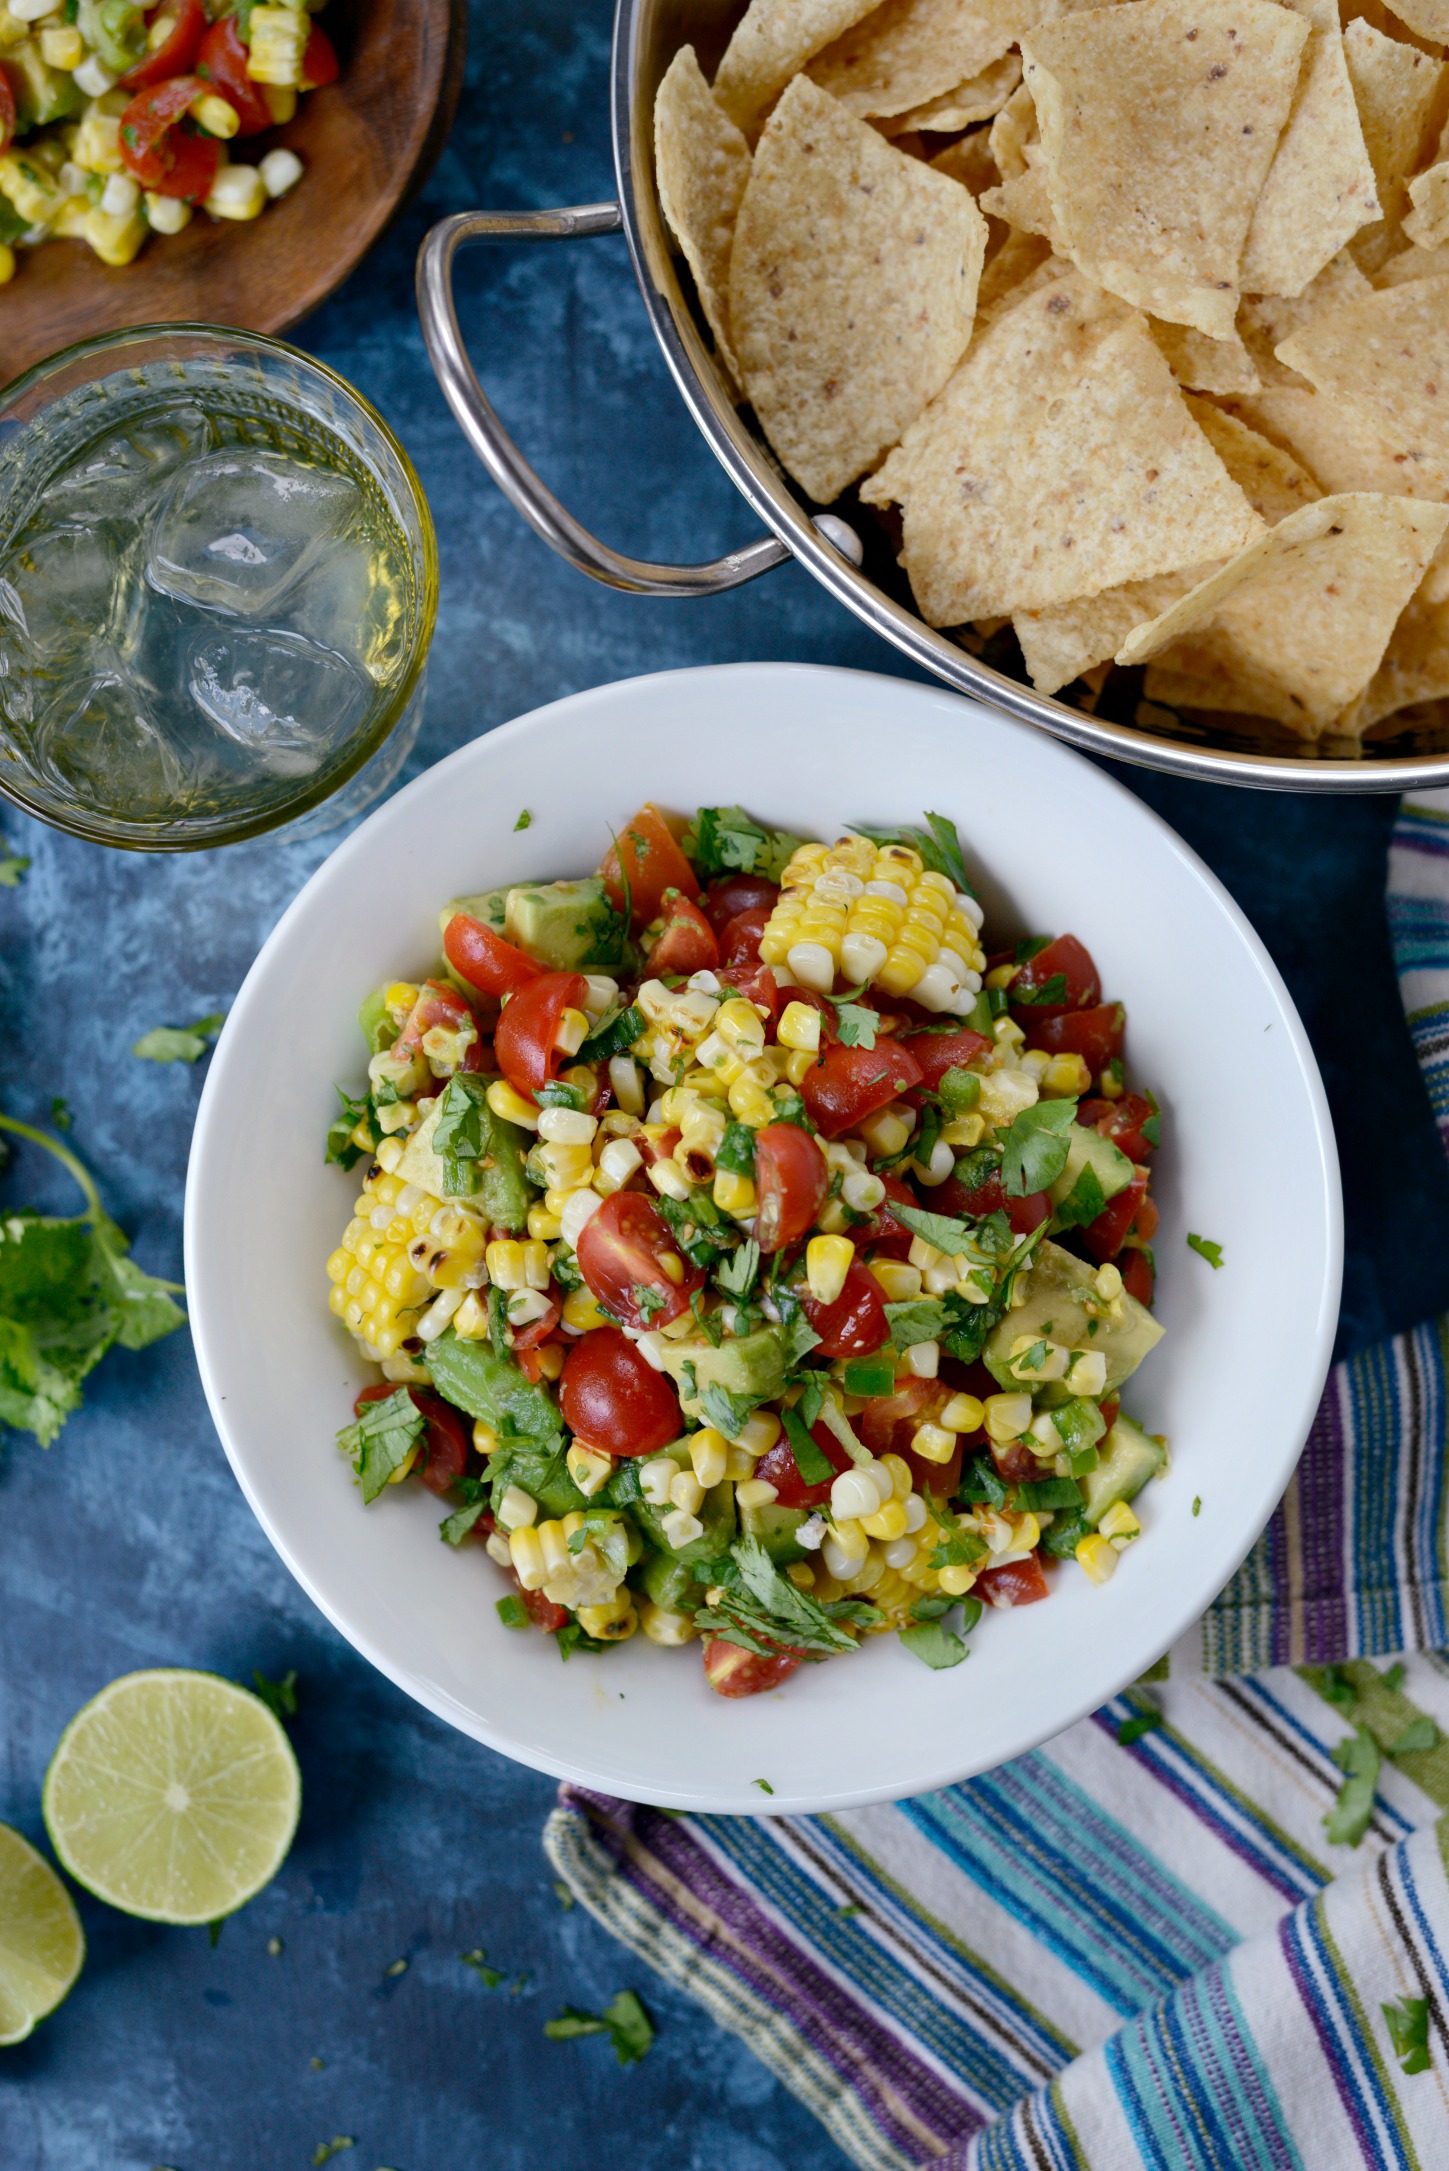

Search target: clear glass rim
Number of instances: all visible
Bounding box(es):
[0,321,440,853]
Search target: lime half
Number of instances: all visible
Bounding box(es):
[0,1824,85,2045]
[42,1670,301,1926]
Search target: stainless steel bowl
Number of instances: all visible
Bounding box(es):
[418,0,1449,793]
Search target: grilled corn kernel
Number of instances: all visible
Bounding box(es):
[577,1593,638,1641]
[1076,1534,1119,1585]
[806,1234,854,1307]
[487,1079,540,1130]
[714,997,766,1053]
[662,1507,704,1550]
[713,1167,757,1215]
[938,1562,979,1597]
[1067,1351,1108,1397]
[640,1599,698,1646]
[1099,1501,1142,1544]
[561,1286,610,1334]
[735,1477,779,1509]
[939,1393,985,1434]
[910,1421,957,1465]
[485,1240,527,1290]
[566,1442,614,1498]
[726,1072,776,1127]
[246,4,309,84]
[984,1392,1032,1443]
[689,1429,729,1488]
[509,1527,547,1590]
[776,1001,822,1053]
[857,1102,913,1158]
[496,1485,537,1531]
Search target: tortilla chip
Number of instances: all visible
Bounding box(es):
[1343,19,1445,217]
[859,271,1264,621]
[654,48,753,390]
[1336,592,1449,728]
[1116,492,1449,732]
[1239,0,1380,297]
[1238,248,1372,382]
[1184,395,1322,520]
[930,126,1001,191]
[973,224,1054,312]
[1276,278,1449,470]
[808,0,1030,118]
[1377,238,1449,281]
[1149,319,1262,394]
[730,78,988,503]
[1015,570,1204,691]
[980,162,1061,239]
[1374,0,1449,50]
[714,0,883,134]
[988,79,1038,177]
[879,53,1024,131]
[1405,160,1449,246]
[1019,0,1309,339]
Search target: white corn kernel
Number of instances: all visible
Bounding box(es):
[538,1106,598,1145]
[689,1429,728,1488]
[639,1458,676,1506]
[738,1410,782,1455]
[669,1469,705,1516]
[882,1533,919,1570]
[259,145,305,198]
[559,1188,604,1248]
[609,1055,645,1115]
[205,164,267,221]
[840,1168,885,1213]
[640,1600,698,1646]
[144,190,192,234]
[484,1531,512,1567]
[72,54,116,95]
[496,1485,537,1531]
[98,172,138,217]
[830,1469,882,1522]
[1095,1263,1124,1302]
[787,941,836,993]
[822,1527,868,1579]
[595,1137,643,1193]
[902,1493,927,1533]
[661,1508,704,1551]
[913,1138,957,1186]
[1068,1350,1108,1397]
[984,1392,1032,1442]
[416,1287,464,1341]
[646,1159,693,1202]
[903,1339,939,1379]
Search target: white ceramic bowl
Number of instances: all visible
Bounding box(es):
[186,664,1342,1815]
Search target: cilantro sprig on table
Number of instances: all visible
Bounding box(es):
[0,1111,186,1446]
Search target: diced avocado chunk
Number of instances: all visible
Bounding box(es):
[7,41,82,129]
[504,876,624,972]
[439,887,509,943]
[629,1441,737,1564]
[1079,1415,1165,1526]
[393,1090,532,1232]
[1049,1126,1134,1221]
[655,1327,791,1421]
[638,1547,700,1612]
[984,1239,1163,1394]
[740,1499,809,1565]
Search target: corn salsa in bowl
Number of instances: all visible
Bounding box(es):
[324,802,1167,1695]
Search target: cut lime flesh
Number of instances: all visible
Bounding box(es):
[42,1670,301,1927]
[0,1823,85,2045]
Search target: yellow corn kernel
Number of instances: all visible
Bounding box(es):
[473,1421,500,1457]
[805,1234,854,1307]
[538,1519,573,1580]
[910,1421,957,1465]
[942,1113,985,1149]
[509,1527,546,1590]
[1076,1534,1119,1585]
[578,1593,638,1641]
[263,81,297,123]
[939,1393,985,1435]
[554,1007,589,1056]
[246,4,308,84]
[1043,1052,1092,1099]
[191,90,240,139]
[984,1392,1032,1443]
[985,964,1018,990]
[325,1248,350,1284]
[384,981,419,1018]
[528,1205,563,1242]
[384,1441,420,1486]
[738,1410,782,1456]
[534,1342,566,1381]
[534,1140,594,1192]
[857,1103,913,1158]
[735,1477,779,1510]
[452,1292,488,1340]
[715,997,766,1052]
[562,1286,610,1334]
[640,1599,698,1646]
[778,1047,812,1087]
[727,1073,775,1127]
[937,1561,979,1597]
[776,1001,822,1053]
[861,1498,910,1540]
[485,1240,526,1289]
[689,1428,729,1488]
[327,1285,348,1318]
[879,1453,913,1500]
[487,1078,540,1130]
[520,1241,550,1290]
[566,1442,614,1498]
[870,1259,923,1302]
[40,23,83,66]
[1099,1501,1142,1544]
[669,1468,705,1516]
[713,1167,757,1215]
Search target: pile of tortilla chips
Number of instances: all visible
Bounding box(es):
[654,0,1449,742]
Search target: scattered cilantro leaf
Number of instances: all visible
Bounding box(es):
[336,1389,426,1503]
[1382,1994,1431,2076]
[1381,1662,1406,1693]
[440,1490,490,1545]
[899,1608,976,1669]
[836,1902,863,1919]
[696,1536,880,1657]
[426,1331,564,1461]
[311,2138,354,2164]
[1054,1164,1107,1231]
[1192,1496,1202,1518]
[49,1097,71,1133]
[545,1989,655,2066]
[325,1084,374,1170]
[1000,1098,1078,1197]
[715,1120,758,1177]
[1116,1708,1164,1746]
[715,1240,761,1300]
[552,1879,575,1910]
[929,1529,988,1570]
[0,847,29,887]
[462,1948,505,1987]
[683,806,802,884]
[698,1382,764,1442]
[578,1003,645,1065]
[1390,1716,1440,1756]
[535,1079,588,1111]
[775,1311,821,1370]
[251,1669,298,1722]
[132,1013,225,1064]
[514,809,532,830]
[436,1072,500,1197]
[884,1297,951,1350]
[769,1090,816,1132]
[1011,973,1068,1008]
[753,1777,774,1795]
[555,1620,611,1660]
[1320,1664,1357,1710]
[782,1404,834,1485]
[1325,1726,1382,1847]
[890,1202,976,1257]
[832,996,879,1050]
[1187,1233,1224,1269]
[849,812,974,897]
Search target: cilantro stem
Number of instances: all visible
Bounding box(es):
[0,1110,104,1221]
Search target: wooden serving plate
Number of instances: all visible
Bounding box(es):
[0,0,467,387]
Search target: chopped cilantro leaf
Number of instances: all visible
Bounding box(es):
[1382,1661,1406,1693]
[0,847,29,887]
[884,1298,950,1349]
[849,812,974,897]
[769,1090,816,1132]
[714,1239,760,1299]
[696,1536,880,1656]
[1116,1708,1163,1746]
[715,1121,758,1176]
[545,1989,655,2066]
[514,809,532,830]
[1325,1726,1381,1847]
[683,806,802,884]
[1187,1233,1224,1268]
[578,1003,645,1064]
[753,1777,774,1795]
[1054,1163,1107,1231]
[133,1013,226,1064]
[1382,1994,1431,2075]
[337,1389,425,1503]
[899,1613,971,1669]
[534,1079,588,1111]
[890,1202,976,1256]
[434,1073,493,1196]
[1000,1098,1077,1197]
[782,1404,834,1485]
[462,1947,505,1987]
[1192,1496,1202,1517]
[1012,973,1068,1007]
[929,1529,988,1569]
[251,1669,298,1721]
[1320,1664,1357,1710]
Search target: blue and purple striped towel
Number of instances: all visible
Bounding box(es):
[546,790,1449,2169]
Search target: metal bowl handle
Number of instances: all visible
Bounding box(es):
[417,202,791,597]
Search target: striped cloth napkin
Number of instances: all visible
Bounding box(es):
[547,790,1449,2170]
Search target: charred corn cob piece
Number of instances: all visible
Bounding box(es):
[758,838,985,1009]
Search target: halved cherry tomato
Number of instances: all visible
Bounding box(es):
[900,1027,993,1094]
[1009,935,1101,1018]
[800,1257,888,1359]
[577,1191,703,1330]
[0,65,17,157]
[1080,1093,1158,1163]
[992,1438,1050,1483]
[494,970,588,1098]
[718,907,772,968]
[301,20,340,88]
[858,1172,918,1261]
[194,17,273,133]
[703,1637,802,1697]
[1080,1167,1152,1264]
[510,1297,562,1354]
[717,960,783,1023]
[753,1122,829,1253]
[396,976,475,1053]
[1121,1249,1155,1305]
[647,890,719,976]
[1023,1004,1125,1073]
[354,1383,470,1496]
[512,1578,569,1633]
[800,1039,923,1140]
[120,0,206,89]
[559,1327,682,1457]
[976,1554,1050,1607]
[703,874,778,933]
[856,1377,962,1493]
[932,1167,1050,1238]
[443,912,542,998]
[1100,1396,1120,1433]
[756,1418,853,1509]
[600,804,698,929]
[118,76,212,193]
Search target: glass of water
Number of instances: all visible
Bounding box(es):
[0,325,438,851]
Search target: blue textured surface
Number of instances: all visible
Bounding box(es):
[4,4,1449,2167]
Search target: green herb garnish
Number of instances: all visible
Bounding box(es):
[133,1013,226,1064]
[1187,1233,1224,1268]
[1325,1725,1382,1847]
[1116,1708,1164,1746]
[1000,1098,1078,1196]
[251,1669,298,1722]
[336,1390,426,1503]
[848,812,974,896]
[545,1989,655,2066]
[682,806,801,883]
[1382,1994,1431,2076]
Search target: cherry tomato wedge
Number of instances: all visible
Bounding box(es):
[354,1383,470,1496]
[512,1578,569,1633]
[756,1418,854,1509]
[717,961,783,1024]
[443,911,543,999]
[1023,1003,1125,1073]
[121,0,206,89]
[647,890,719,976]
[718,906,772,968]
[703,874,778,933]
[576,1191,703,1331]
[753,1122,829,1254]
[600,804,698,929]
[494,970,587,1098]
[559,1327,683,1457]
[1079,1093,1158,1163]
[1080,1167,1151,1264]
[932,1166,1050,1238]
[801,1257,888,1359]
[976,1554,1050,1608]
[0,65,18,158]
[858,1172,918,1261]
[195,17,273,132]
[800,1039,923,1140]
[856,1378,961,1493]
[119,75,204,186]
[1009,934,1101,1017]
[703,1637,802,1697]
[301,20,340,89]
[396,976,474,1054]
[899,1026,993,1092]
[510,1297,562,1354]
[1121,1249,1155,1305]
